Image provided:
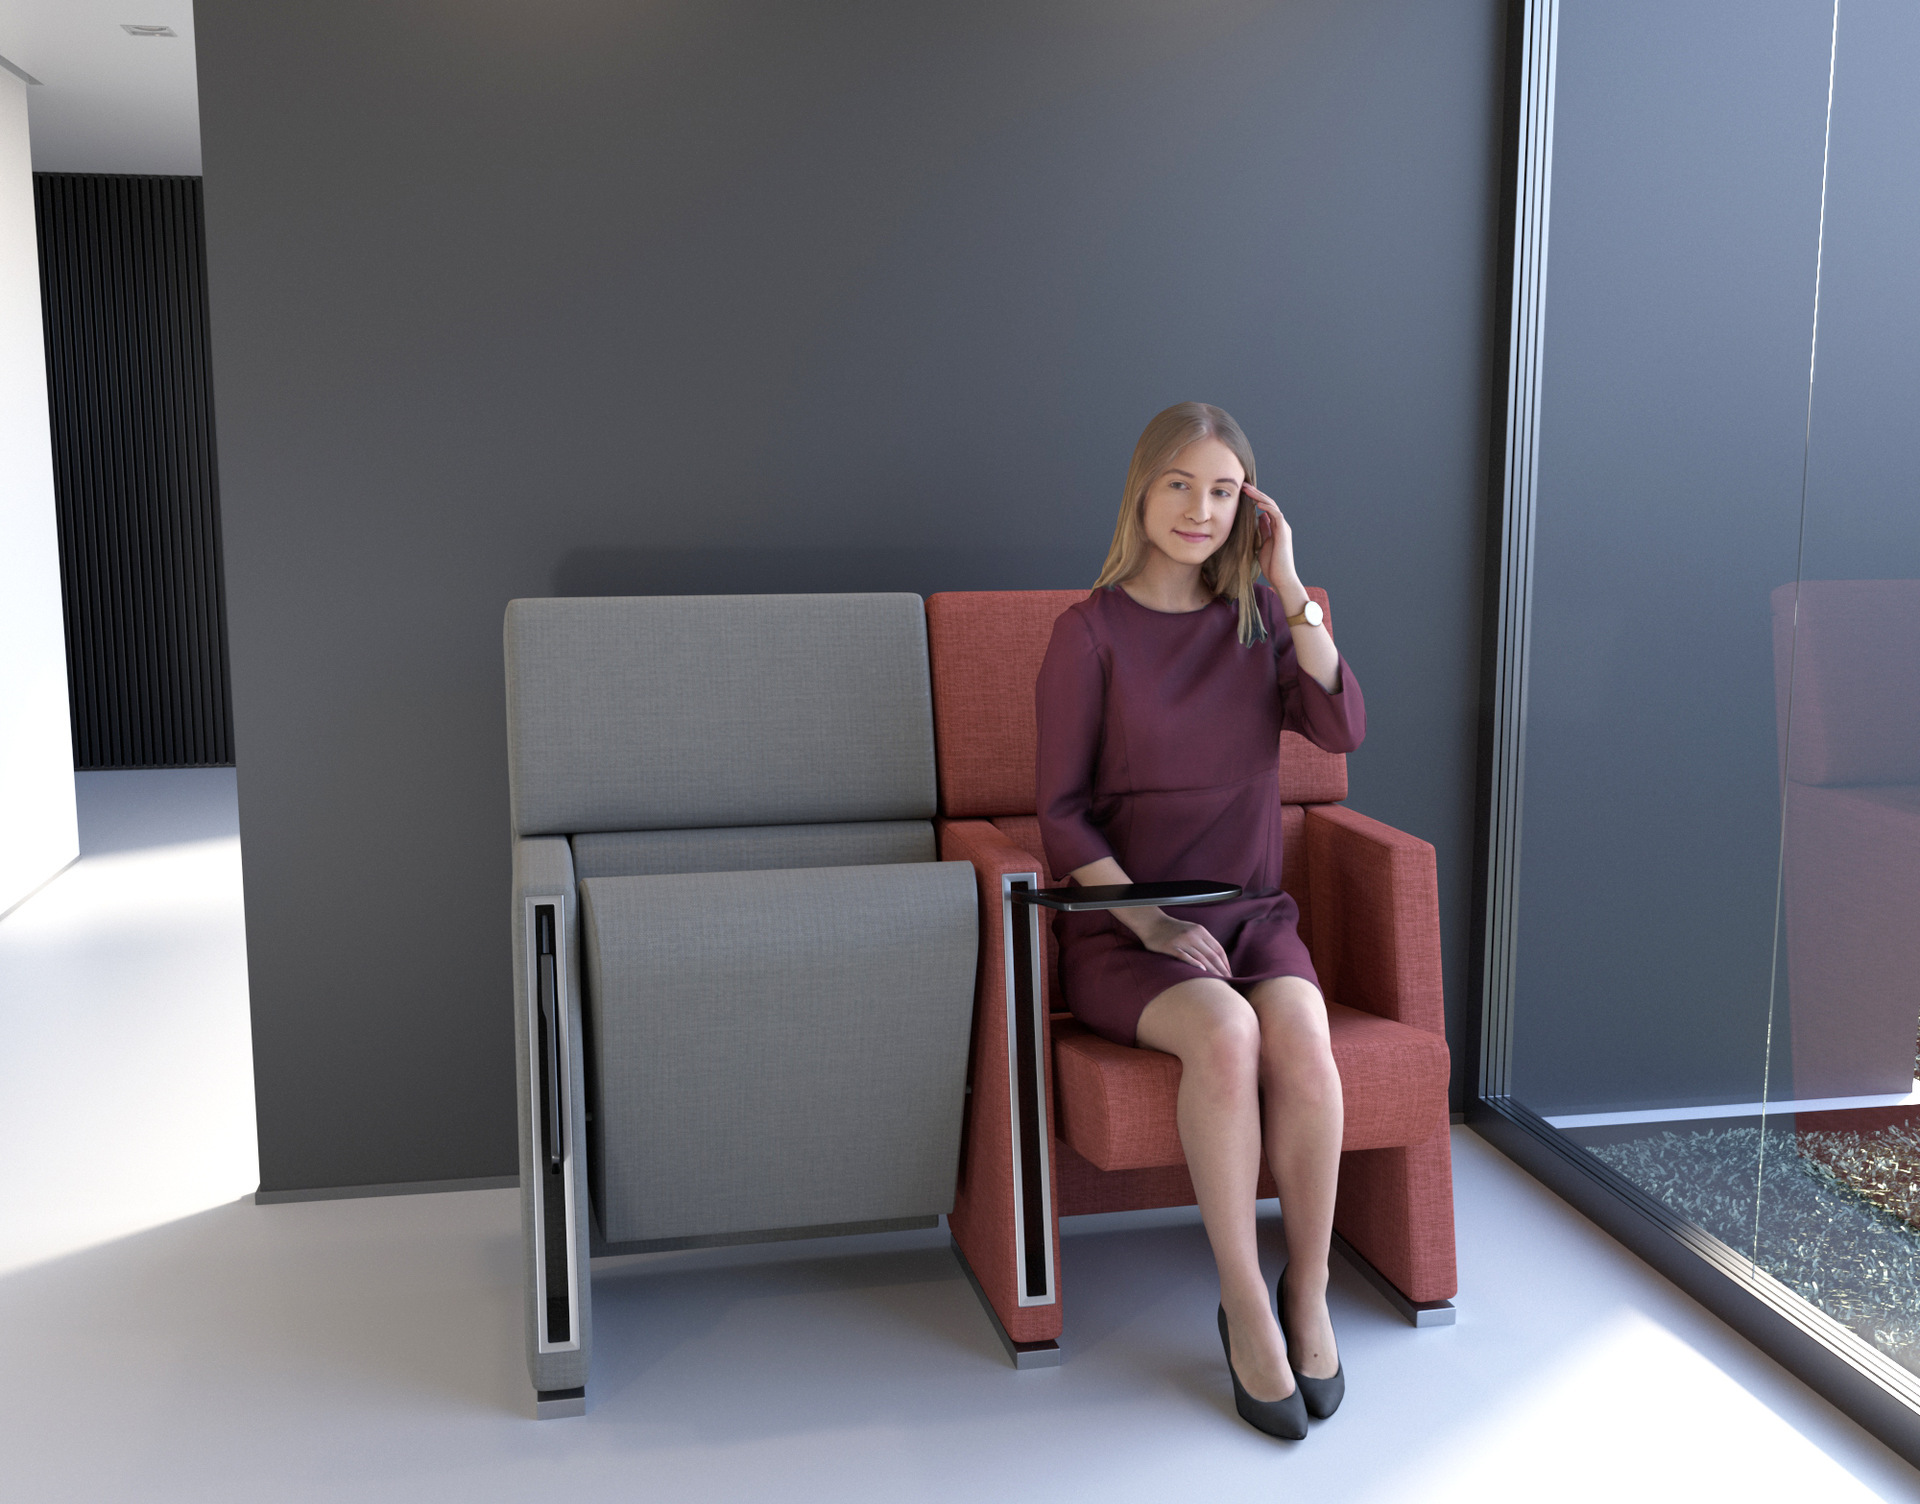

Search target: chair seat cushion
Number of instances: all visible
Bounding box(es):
[1051,1004,1450,1172]
[580,861,978,1243]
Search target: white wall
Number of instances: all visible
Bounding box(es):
[0,1,203,174]
[0,71,76,917]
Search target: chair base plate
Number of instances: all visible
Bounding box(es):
[951,1238,1063,1368]
[534,1386,587,1419]
[1332,1230,1456,1326]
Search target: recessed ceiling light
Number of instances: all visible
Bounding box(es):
[120,24,177,38]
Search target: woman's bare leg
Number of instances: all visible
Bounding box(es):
[1247,976,1343,1379]
[1135,977,1294,1401]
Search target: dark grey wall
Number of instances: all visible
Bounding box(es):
[1800,1,1920,587]
[197,0,1505,1190]
[1513,0,1920,1113]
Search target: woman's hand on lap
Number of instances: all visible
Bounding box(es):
[1132,911,1232,976]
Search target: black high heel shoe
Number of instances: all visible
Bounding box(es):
[1276,1268,1345,1421]
[1216,1305,1309,1440]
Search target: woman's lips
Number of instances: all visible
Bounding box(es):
[1173,529,1210,543]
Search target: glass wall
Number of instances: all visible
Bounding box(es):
[1487,0,1920,1410]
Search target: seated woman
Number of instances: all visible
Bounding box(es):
[1035,402,1363,1441]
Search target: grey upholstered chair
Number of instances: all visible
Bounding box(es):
[503,594,979,1418]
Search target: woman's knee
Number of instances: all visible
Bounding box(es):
[1192,1004,1262,1082]
[1139,981,1259,1079]
[1267,1034,1342,1109]
[1253,990,1340,1098]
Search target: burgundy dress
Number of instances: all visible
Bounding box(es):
[1034,581,1366,1046]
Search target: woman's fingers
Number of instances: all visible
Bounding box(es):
[1190,932,1231,975]
[1152,918,1228,975]
[1243,487,1286,527]
[1153,917,1232,976]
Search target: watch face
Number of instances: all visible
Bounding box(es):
[1302,600,1324,627]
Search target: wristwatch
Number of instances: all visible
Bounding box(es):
[1285,599,1324,629]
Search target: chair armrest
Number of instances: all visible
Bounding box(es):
[514,833,577,903]
[940,816,1040,870]
[936,818,1063,1339]
[937,817,1050,1038]
[510,835,592,1396]
[1303,805,1444,1037]
[1012,880,1241,912]
[513,838,580,1176]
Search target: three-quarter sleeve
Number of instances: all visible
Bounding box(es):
[1034,610,1117,876]
[1280,649,1366,753]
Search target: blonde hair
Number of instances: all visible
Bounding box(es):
[1093,402,1267,646]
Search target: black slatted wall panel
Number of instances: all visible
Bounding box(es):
[36,173,233,768]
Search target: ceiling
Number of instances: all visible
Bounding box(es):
[0,0,201,174]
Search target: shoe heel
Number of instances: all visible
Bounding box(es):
[1217,1305,1309,1441]
[1276,1270,1345,1421]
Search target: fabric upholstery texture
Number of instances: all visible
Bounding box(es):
[1303,804,1446,1035]
[579,862,976,1245]
[925,588,1346,818]
[1050,1006,1450,1172]
[927,591,1085,818]
[572,820,934,880]
[1333,1135,1459,1306]
[1051,1137,1216,1217]
[504,594,937,837]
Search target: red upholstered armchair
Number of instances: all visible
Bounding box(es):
[927,589,1457,1366]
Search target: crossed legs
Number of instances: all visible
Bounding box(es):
[1133,974,1343,1404]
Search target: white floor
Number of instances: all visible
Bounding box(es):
[1,774,1916,1502]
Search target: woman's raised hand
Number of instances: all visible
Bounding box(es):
[1135,911,1233,976]
[1244,480,1340,689]
[1242,482,1301,595]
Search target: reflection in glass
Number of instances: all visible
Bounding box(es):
[1757,0,1920,1375]
[1499,0,1920,1383]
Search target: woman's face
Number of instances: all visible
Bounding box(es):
[1139,437,1247,568]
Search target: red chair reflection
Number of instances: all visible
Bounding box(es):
[1773,580,1920,1099]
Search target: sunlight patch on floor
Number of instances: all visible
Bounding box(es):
[1356,1308,1889,1503]
[0,833,257,1276]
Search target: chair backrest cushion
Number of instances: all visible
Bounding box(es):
[505,594,938,836]
[1772,580,1920,787]
[926,586,1346,817]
